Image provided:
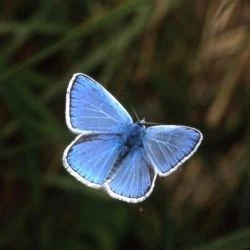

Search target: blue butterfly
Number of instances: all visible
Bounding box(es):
[63,73,203,203]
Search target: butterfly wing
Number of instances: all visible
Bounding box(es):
[142,125,202,176]
[66,73,133,134]
[63,133,123,188]
[106,147,156,203]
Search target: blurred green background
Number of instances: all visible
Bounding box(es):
[1,0,250,249]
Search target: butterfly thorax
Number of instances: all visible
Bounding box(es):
[122,123,145,149]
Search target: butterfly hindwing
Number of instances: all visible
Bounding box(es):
[63,133,123,188]
[142,125,202,176]
[106,147,156,203]
[66,73,133,134]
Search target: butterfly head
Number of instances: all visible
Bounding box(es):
[135,118,146,128]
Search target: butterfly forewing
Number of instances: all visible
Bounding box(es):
[66,73,133,134]
[142,125,202,176]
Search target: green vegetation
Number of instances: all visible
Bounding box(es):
[1,0,250,249]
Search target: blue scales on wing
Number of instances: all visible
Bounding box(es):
[106,147,156,203]
[63,133,123,188]
[142,125,202,176]
[66,73,133,134]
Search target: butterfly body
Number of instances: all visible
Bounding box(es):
[63,73,203,203]
[110,123,148,178]
[121,122,145,148]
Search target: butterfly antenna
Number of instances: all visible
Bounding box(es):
[131,106,140,122]
[143,121,159,126]
[124,92,140,122]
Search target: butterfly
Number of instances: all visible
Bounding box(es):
[62,73,203,203]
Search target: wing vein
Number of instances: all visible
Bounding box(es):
[80,100,120,123]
